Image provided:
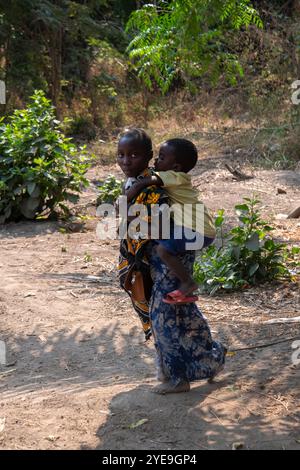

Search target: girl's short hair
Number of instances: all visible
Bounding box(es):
[165,138,198,172]
[119,128,153,158]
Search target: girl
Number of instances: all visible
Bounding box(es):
[117,128,226,394]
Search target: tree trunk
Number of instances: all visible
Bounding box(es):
[288,1,300,77]
[48,27,63,116]
[292,0,300,16]
[0,31,11,114]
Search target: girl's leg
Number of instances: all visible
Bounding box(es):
[148,248,226,391]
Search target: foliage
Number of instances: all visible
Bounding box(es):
[126,0,263,92]
[96,175,123,205]
[194,198,300,295]
[0,90,90,223]
[0,0,133,108]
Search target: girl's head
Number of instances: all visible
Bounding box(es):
[154,138,198,173]
[117,128,153,178]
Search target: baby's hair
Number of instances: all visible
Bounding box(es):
[165,138,198,172]
[119,128,153,158]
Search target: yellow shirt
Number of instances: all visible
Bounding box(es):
[157,170,216,239]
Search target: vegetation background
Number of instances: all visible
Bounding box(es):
[0,0,299,165]
[0,1,300,451]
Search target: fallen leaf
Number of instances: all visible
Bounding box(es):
[24,292,36,298]
[226,351,236,357]
[277,188,287,195]
[232,442,244,450]
[45,435,60,442]
[38,335,47,343]
[129,418,148,429]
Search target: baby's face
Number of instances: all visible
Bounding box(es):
[154,143,178,172]
[117,137,150,177]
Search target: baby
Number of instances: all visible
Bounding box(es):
[126,137,216,304]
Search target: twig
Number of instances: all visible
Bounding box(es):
[230,335,300,352]
[0,368,17,377]
[225,163,254,181]
[209,408,227,426]
[246,390,290,412]
[195,394,258,417]
[243,390,300,423]
[262,316,300,325]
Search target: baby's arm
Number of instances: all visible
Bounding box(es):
[126,175,163,201]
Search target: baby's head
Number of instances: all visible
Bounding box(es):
[155,138,198,173]
[117,128,153,178]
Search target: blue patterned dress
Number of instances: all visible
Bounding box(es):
[148,245,226,385]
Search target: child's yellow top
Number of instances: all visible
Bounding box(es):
[156,170,216,239]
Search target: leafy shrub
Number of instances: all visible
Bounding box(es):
[194,198,300,295]
[96,175,123,205]
[126,0,263,93]
[0,91,90,223]
[67,115,97,141]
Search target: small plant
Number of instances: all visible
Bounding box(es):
[0,90,90,223]
[194,198,300,295]
[96,175,123,205]
[84,252,92,263]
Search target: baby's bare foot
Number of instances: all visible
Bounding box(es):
[152,380,190,395]
[179,281,198,295]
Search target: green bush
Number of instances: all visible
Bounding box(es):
[194,198,300,295]
[0,91,90,223]
[96,175,123,205]
[67,115,97,141]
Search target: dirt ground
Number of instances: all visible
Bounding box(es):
[0,158,300,450]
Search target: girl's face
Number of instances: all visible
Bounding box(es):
[117,137,151,177]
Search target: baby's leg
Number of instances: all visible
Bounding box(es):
[156,244,197,294]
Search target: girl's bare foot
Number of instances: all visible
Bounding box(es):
[156,367,169,383]
[152,380,190,395]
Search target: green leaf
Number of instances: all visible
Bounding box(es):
[235,204,249,211]
[19,197,40,219]
[27,182,36,196]
[14,186,24,196]
[264,239,276,251]
[215,210,225,227]
[30,186,41,198]
[129,419,148,429]
[248,263,259,277]
[231,246,241,261]
[64,193,80,204]
[245,233,260,251]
